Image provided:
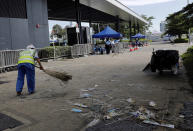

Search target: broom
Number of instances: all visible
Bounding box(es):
[143,63,151,72]
[35,66,72,81]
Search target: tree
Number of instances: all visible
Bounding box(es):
[141,15,155,33]
[50,24,63,39]
[171,3,193,28]
[165,13,188,39]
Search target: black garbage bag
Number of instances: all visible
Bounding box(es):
[150,50,179,71]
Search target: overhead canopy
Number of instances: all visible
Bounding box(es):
[93,26,122,38]
[132,33,145,39]
[48,0,147,25]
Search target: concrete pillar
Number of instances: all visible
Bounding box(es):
[97,23,100,33]
[89,20,92,28]
[137,23,140,33]
[134,24,136,35]
[115,15,120,32]
[89,20,93,44]
[75,0,82,44]
[129,21,132,40]
[26,0,49,48]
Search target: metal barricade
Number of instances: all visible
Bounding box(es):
[113,42,130,53]
[0,50,23,72]
[71,44,93,57]
[0,43,130,72]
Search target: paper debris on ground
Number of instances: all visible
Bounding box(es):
[88,88,96,91]
[110,80,120,82]
[81,89,89,92]
[149,101,156,107]
[80,93,91,98]
[94,84,99,87]
[86,119,100,128]
[126,98,135,104]
[104,109,119,119]
[71,108,82,113]
[74,103,88,108]
[179,115,184,118]
[143,120,174,129]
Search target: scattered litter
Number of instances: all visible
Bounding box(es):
[94,84,99,87]
[86,119,100,128]
[127,83,134,87]
[105,94,113,99]
[59,109,68,111]
[71,108,82,113]
[143,120,160,126]
[130,111,141,117]
[149,101,156,107]
[88,88,96,91]
[52,108,68,113]
[110,80,120,82]
[81,89,89,92]
[126,98,135,104]
[179,102,193,130]
[80,93,91,98]
[139,106,146,112]
[108,109,116,113]
[143,120,174,129]
[145,109,155,119]
[130,109,148,120]
[90,105,102,113]
[129,106,155,120]
[179,115,184,118]
[160,123,175,128]
[81,88,95,92]
[74,103,88,108]
[105,109,119,119]
[139,114,148,120]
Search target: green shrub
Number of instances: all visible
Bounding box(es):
[182,46,193,89]
[120,39,130,42]
[186,46,193,53]
[96,40,105,45]
[173,38,188,43]
[38,46,71,58]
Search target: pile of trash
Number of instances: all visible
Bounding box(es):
[179,102,193,130]
[68,84,175,130]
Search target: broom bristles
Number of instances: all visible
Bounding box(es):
[44,69,72,81]
[143,63,151,72]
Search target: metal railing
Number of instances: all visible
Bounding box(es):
[71,44,93,57]
[0,43,130,72]
[0,50,23,72]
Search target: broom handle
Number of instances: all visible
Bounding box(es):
[34,65,40,68]
[34,65,45,72]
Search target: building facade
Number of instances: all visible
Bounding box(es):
[0,0,147,50]
[160,21,166,33]
[0,0,49,50]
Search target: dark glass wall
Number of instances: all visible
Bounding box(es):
[0,0,27,18]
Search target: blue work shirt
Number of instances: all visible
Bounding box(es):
[106,40,111,45]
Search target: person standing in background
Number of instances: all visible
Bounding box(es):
[105,38,111,54]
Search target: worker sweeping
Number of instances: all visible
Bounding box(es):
[16,44,44,96]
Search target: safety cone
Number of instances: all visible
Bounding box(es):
[134,46,137,50]
[129,47,133,52]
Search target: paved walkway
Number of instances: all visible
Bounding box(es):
[0,42,192,131]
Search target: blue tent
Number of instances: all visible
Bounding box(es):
[132,33,145,39]
[93,26,122,38]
